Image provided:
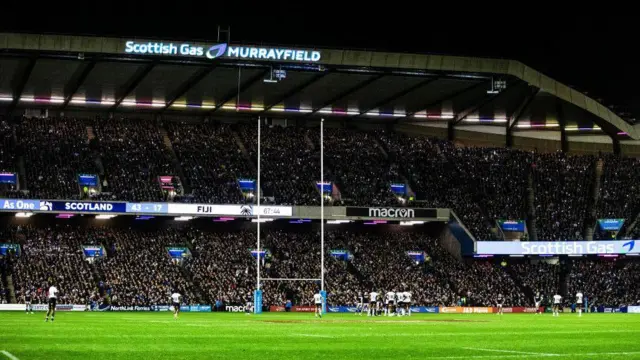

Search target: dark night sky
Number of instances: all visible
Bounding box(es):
[2,8,638,118]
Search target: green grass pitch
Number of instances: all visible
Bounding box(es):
[1,312,639,359]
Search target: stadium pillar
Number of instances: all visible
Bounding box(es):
[557,102,568,152]
[612,137,621,155]
[447,121,455,141]
[506,122,513,148]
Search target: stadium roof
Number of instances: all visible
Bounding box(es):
[0,32,636,140]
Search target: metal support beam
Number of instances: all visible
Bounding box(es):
[613,137,621,155]
[257,71,329,115]
[61,60,97,110]
[509,87,539,129]
[109,62,157,111]
[160,65,217,113]
[454,80,525,125]
[351,78,438,119]
[399,80,489,122]
[557,101,568,153]
[6,57,37,117]
[507,87,539,147]
[208,69,269,115]
[303,74,384,117]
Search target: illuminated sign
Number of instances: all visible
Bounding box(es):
[476,240,639,255]
[124,41,321,62]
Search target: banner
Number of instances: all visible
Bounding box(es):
[327,306,358,313]
[598,219,625,231]
[476,240,638,255]
[345,207,437,219]
[439,306,463,313]
[225,305,248,312]
[627,306,640,314]
[462,307,493,314]
[187,305,212,312]
[49,201,127,213]
[151,305,170,312]
[167,204,292,217]
[29,304,85,311]
[269,306,286,312]
[109,306,152,311]
[0,172,17,184]
[498,220,526,232]
[494,307,544,313]
[0,199,41,211]
[292,306,316,312]
[410,306,439,313]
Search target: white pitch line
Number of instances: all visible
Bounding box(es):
[293,334,334,338]
[463,347,559,357]
[0,350,19,360]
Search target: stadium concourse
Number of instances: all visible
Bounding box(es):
[0,32,640,313]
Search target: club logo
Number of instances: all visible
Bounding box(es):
[623,240,635,252]
[39,201,52,211]
[368,208,415,218]
[206,44,228,59]
[240,205,253,216]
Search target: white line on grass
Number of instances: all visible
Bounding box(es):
[292,334,334,338]
[463,347,559,356]
[0,350,19,360]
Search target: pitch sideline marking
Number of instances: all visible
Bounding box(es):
[293,334,334,338]
[0,350,19,360]
[463,347,559,356]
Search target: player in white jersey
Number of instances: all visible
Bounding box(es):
[171,292,181,319]
[385,291,396,316]
[576,292,583,317]
[396,291,405,316]
[45,284,58,322]
[313,292,323,318]
[368,291,378,316]
[552,294,562,317]
[403,291,412,316]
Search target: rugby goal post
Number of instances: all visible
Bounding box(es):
[253,117,326,314]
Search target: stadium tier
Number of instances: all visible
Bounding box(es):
[0,218,638,311]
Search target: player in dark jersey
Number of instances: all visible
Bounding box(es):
[24,291,33,314]
[534,293,543,315]
[496,294,504,315]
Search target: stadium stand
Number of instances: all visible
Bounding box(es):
[0,119,20,199]
[93,118,173,202]
[567,259,640,307]
[313,128,400,207]
[10,225,95,305]
[166,122,252,204]
[17,117,98,200]
[93,227,197,306]
[596,154,640,239]
[2,220,640,308]
[237,125,321,205]
[532,153,596,241]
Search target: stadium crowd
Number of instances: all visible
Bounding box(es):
[4,118,640,242]
[166,122,252,204]
[1,222,639,308]
[94,118,173,202]
[17,117,98,200]
[238,125,321,205]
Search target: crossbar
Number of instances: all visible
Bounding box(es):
[261,278,322,282]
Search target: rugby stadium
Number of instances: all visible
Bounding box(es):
[0,32,639,360]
